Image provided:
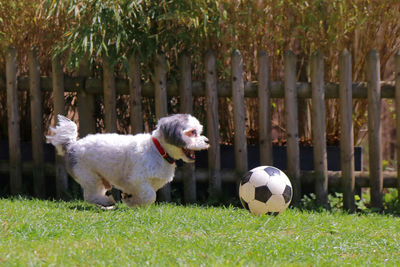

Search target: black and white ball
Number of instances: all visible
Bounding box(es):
[239,166,292,216]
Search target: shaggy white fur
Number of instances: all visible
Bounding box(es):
[46,114,209,208]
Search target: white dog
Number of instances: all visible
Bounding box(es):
[46,114,209,208]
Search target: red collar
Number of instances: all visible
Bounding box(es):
[152,137,175,164]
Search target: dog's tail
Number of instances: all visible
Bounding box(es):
[46,115,78,156]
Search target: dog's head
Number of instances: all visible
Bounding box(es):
[152,114,209,163]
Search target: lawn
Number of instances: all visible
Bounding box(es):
[0,197,399,266]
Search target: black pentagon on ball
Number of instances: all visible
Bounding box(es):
[241,171,252,185]
[264,166,281,177]
[254,185,273,203]
[282,185,292,204]
[240,197,250,210]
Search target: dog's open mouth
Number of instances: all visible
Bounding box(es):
[182,148,196,160]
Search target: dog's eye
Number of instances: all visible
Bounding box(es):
[185,129,197,137]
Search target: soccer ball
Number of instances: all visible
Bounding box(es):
[239,166,292,216]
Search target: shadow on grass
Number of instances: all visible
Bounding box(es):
[60,201,134,213]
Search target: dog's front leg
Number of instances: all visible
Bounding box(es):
[121,183,156,208]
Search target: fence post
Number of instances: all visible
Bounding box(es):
[257,50,273,166]
[154,53,171,202]
[103,56,117,133]
[78,57,96,137]
[128,54,143,134]
[29,47,45,198]
[284,50,301,204]
[339,49,355,211]
[395,51,400,201]
[231,50,248,177]
[366,49,383,209]
[205,51,221,199]
[179,52,196,203]
[52,55,68,199]
[311,50,328,207]
[6,47,22,195]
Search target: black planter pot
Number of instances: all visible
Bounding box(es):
[194,145,362,171]
[0,141,55,162]
[0,141,362,172]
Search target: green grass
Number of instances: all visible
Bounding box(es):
[1,198,400,266]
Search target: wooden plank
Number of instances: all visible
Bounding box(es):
[326,171,397,188]
[179,53,196,203]
[52,56,65,124]
[154,54,168,119]
[179,53,193,114]
[6,47,22,195]
[77,57,96,137]
[128,54,143,134]
[52,55,68,199]
[28,47,45,198]
[154,53,171,202]
[395,51,400,201]
[257,50,273,166]
[310,51,328,206]
[339,49,355,211]
[366,49,383,209]
[284,50,301,204]
[231,50,248,176]
[205,51,221,198]
[3,75,397,99]
[103,56,117,133]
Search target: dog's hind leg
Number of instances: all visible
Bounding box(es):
[73,168,116,208]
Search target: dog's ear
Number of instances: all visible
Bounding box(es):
[157,114,189,147]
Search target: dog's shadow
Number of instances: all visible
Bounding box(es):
[63,201,130,212]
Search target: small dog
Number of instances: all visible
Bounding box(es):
[46,114,209,208]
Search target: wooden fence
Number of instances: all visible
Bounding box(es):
[1,47,400,211]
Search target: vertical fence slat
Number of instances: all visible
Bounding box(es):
[179,53,193,114]
[339,49,355,211]
[154,54,168,118]
[29,47,45,198]
[311,51,328,206]
[154,53,171,202]
[179,53,196,203]
[284,51,301,204]
[367,49,383,209]
[52,56,65,132]
[52,55,68,199]
[205,51,221,198]
[258,51,273,166]
[103,56,117,133]
[128,54,143,134]
[395,51,400,201]
[6,47,22,195]
[232,50,248,177]
[78,58,96,137]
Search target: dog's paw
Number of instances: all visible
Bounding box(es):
[95,203,116,210]
[91,195,116,210]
